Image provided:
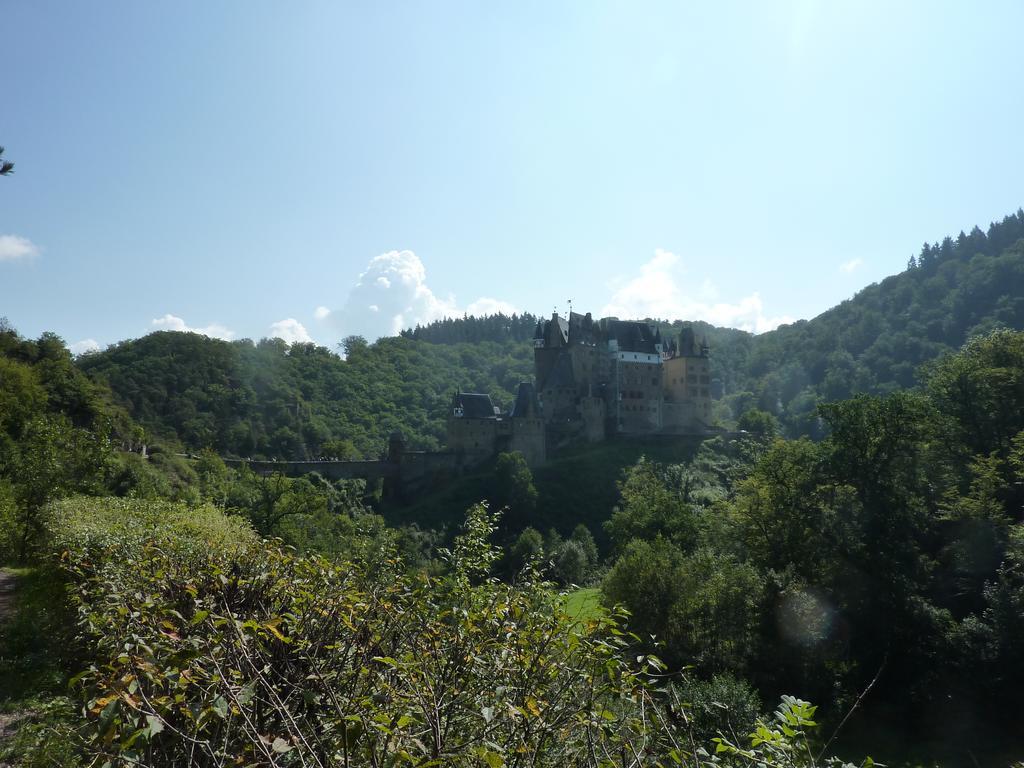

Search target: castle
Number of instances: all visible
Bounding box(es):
[446,311,714,467]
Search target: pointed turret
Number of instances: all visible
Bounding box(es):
[510,382,541,419]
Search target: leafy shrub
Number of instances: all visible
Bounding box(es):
[671,673,761,746]
[42,497,872,767]
[51,499,677,766]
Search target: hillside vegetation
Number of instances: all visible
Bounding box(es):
[729,209,1024,434]
[3,497,866,767]
[78,333,533,459]
[4,211,1024,765]
[74,210,1024,452]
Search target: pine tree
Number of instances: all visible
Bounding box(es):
[0,146,13,176]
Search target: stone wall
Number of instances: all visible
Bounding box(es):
[612,353,663,434]
[509,416,546,467]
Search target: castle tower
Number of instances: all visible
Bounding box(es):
[662,326,712,431]
[446,390,501,464]
[603,319,663,434]
[508,382,546,466]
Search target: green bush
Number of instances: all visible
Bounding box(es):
[37,496,872,767]
[50,499,675,766]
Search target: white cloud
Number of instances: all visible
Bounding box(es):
[466,297,518,316]
[839,258,863,274]
[317,250,517,341]
[151,314,236,340]
[268,318,313,344]
[600,248,793,334]
[0,234,40,262]
[68,339,100,355]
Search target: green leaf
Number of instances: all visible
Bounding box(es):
[97,698,120,736]
[237,682,256,706]
[146,714,165,737]
[211,695,228,719]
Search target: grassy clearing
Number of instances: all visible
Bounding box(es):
[563,587,604,624]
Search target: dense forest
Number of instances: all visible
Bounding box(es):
[601,331,1024,761]
[398,209,1024,437]
[6,327,1024,765]
[401,312,541,344]
[70,210,1024,457]
[4,210,1024,766]
[727,209,1024,434]
[77,332,533,459]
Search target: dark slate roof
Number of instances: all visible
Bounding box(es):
[669,326,709,358]
[677,327,697,357]
[553,316,569,344]
[510,382,541,419]
[603,319,659,354]
[538,314,569,347]
[543,353,576,390]
[451,391,498,419]
[567,311,598,345]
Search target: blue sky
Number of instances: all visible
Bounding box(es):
[2,1,1023,352]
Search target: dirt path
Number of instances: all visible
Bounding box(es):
[0,570,16,626]
[0,570,19,758]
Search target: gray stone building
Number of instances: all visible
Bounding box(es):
[446,310,713,466]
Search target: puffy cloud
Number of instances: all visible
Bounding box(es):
[839,257,863,274]
[318,250,517,340]
[268,318,313,344]
[600,248,793,334]
[0,234,40,262]
[465,297,518,316]
[68,338,100,355]
[151,313,236,340]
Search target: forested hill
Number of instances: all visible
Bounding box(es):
[76,208,1024,454]
[77,333,532,459]
[397,208,1024,436]
[403,313,756,398]
[727,208,1024,434]
[401,312,540,344]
